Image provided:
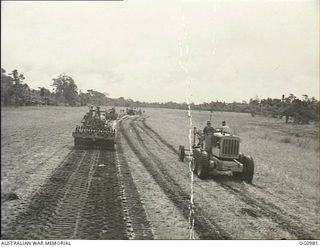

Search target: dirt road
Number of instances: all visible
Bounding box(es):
[2,114,319,239]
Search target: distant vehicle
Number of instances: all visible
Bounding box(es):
[105,107,118,120]
[178,127,254,183]
[72,106,116,150]
[126,107,137,115]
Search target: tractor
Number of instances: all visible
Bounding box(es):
[72,106,116,150]
[178,127,254,183]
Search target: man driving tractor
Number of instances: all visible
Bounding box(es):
[221,121,231,134]
[81,106,94,125]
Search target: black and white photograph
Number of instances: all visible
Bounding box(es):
[1,0,319,242]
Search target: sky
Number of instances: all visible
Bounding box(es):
[1,0,319,103]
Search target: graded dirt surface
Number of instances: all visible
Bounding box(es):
[1,107,319,239]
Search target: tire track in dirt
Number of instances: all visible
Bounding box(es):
[73,150,128,239]
[137,116,315,239]
[1,148,75,232]
[118,130,192,239]
[2,148,133,240]
[115,134,154,240]
[44,148,133,239]
[47,150,99,239]
[2,149,85,239]
[120,118,230,240]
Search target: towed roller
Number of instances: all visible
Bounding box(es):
[73,126,116,150]
[73,106,118,150]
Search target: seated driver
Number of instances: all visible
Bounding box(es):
[81,107,94,124]
[221,121,231,134]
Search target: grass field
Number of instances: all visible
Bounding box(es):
[2,106,319,206]
[1,106,319,239]
[1,107,91,201]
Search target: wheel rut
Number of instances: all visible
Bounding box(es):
[72,150,128,239]
[47,150,100,239]
[115,134,154,240]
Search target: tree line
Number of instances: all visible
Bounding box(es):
[248,94,319,124]
[1,68,78,106]
[1,68,319,124]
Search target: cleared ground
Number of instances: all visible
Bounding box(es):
[1,107,319,239]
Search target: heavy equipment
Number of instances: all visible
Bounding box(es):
[126,108,136,115]
[105,107,118,120]
[72,107,116,150]
[178,127,254,183]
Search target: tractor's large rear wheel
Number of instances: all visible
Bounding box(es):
[191,159,196,172]
[191,148,201,173]
[196,152,209,179]
[241,155,254,183]
[232,171,242,180]
[178,145,185,162]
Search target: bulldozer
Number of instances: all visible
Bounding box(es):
[178,127,254,183]
[72,107,116,150]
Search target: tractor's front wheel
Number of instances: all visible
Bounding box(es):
[196,152,209,179]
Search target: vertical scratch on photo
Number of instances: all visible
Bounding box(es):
[179,8,195,240]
